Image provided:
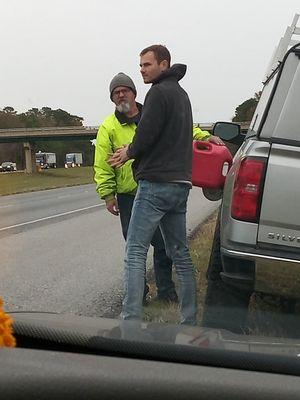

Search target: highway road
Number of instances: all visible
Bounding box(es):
[0,184,219,317]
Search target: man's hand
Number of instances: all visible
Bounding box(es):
[108,145,130,168]
[208,135,224,145]
[105,197,119,216]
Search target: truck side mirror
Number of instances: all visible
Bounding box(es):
[213,122,241,142]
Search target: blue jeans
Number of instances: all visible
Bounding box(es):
[117,193,177,299]
[122,181,197,325]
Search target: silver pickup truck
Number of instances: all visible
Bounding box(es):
[202,17,300,334]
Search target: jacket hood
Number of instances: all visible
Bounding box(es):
[153,63,187,84]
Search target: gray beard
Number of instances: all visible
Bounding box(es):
[116,102,131,114]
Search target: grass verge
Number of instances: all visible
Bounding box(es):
[0,167,94,196]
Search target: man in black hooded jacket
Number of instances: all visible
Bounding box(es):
[109,45,197,325]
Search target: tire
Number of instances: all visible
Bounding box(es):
[202,212,252,334]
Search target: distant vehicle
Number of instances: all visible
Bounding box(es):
[0,161,17,172]
[35,152,57,169]
[65,153,83,168]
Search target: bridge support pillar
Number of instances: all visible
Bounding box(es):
[23,142,37,173]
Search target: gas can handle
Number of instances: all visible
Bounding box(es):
[193,140,212,152]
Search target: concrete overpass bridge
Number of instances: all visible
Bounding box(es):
[0,126,98,173]
[0,122,250,173]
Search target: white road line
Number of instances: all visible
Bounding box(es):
[0,204,105,232]
[57,195,72,199]
[0,204,13,209]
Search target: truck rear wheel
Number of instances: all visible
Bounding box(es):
[201,213,252,334]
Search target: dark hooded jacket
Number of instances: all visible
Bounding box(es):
[127,64,193,182]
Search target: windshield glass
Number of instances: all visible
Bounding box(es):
[1,0,300,369]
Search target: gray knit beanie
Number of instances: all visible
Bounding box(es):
[109,72,137,100]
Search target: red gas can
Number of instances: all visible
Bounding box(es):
[192,141,233,189]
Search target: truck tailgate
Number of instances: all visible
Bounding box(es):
[257,143,300,250]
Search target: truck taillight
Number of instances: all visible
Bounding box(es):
[231,158,266,223]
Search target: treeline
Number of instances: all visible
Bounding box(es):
[0,107,95,168]
[1,95,260,169]
[0,106,83,129]
[232,92,261,122]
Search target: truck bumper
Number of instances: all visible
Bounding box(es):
[221,247,300,298]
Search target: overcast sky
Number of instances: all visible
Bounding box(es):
[1,0,299,126]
